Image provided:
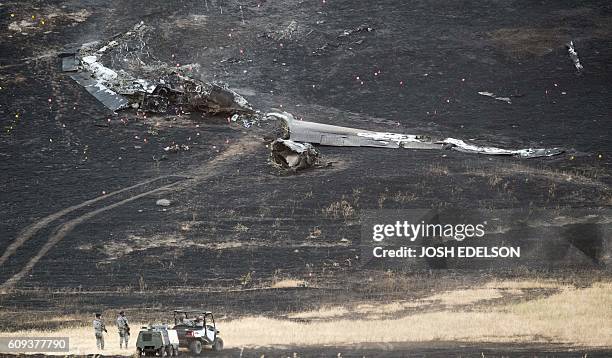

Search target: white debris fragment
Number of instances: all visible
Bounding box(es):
[269,111,563,159]
[268,111,437,149]
[8,20,35,32]
[356,132,422,146]
[339,24,374,38]
[156,199,171,207]
[97,40,118,53]
[270,139,320,171]
[163,144,190,152]
[92,82,120,95]
[231,89,252,109]
[79,55,122,89]
[69,22,253,115]
[478,91,512,104]
[232,112,265,128]
[81,55,98,64]
[276,20,298,41]
[89,62,118,82]
[441,138,563,158]
[566,41,583,71]
[442,138,516,155]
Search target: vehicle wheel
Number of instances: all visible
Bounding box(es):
[173,346,179,356]
[189,340,202,355]
[158,347,167,357]
[166,346,173,356]
[137,348,143,356]
[212,338,224,352]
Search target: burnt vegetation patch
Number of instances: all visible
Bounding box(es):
[0,0,610,353]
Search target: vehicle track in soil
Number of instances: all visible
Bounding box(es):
[0,105,260,291]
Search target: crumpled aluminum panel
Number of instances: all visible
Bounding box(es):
[69,72,129,111]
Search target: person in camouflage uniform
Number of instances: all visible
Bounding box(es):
[93,313,107,350]
[116,311,130,349]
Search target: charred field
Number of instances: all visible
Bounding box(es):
[0,0,611,356]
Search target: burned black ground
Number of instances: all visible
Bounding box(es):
[0,0,611,354]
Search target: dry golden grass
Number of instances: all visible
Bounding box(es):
[223,283,612,347]
[289,288,510,320]
[465,162,608,189]
[233,223,249,233]
[502,283,612,345]
[426,163,450,176]
[224,312,539,347]
[392,191,418,204]
[484,279,564,289]
[289,306,350,319]
[2,282,611,354]
[289,301,426,320]
[423,288,503,305]
[354,301,424,315]
[322,199,356,219]
[271,279,307,289]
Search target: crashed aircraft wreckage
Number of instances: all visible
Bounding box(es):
[270,139,321,172]
[60,22,564,173]
[267,112,564,163]
[59,22,253,115]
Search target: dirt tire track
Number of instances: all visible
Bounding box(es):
[0,60,181,268]
[0,137,260,291]
[0,175,183,268]
[0,180,184,290]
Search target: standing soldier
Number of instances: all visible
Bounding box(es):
[116,311,130,349]
[93,313,107,350]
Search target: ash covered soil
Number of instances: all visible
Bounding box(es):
[0,0,611,355]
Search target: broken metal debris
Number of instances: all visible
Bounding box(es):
[164,144,190,152]
[270,139,321,171]
[270,20,298,41]
[478,91,512,104]
[231,113,265,128]
[263,20,313,43]
[59,20,565,167]
[312,24,374,56]
[267,112,442,150]
[441,138,563,158]
[338,24,374,38]
[267,112,563,159]
[59,50,79,72]
[220,57,252,65]
[61,22,254,116]
[312,42,340,56]
[156,199,171,207]
[566,41,583,72]
[69,70,130,111]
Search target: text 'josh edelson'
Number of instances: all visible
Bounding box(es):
[370,220,521,259]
